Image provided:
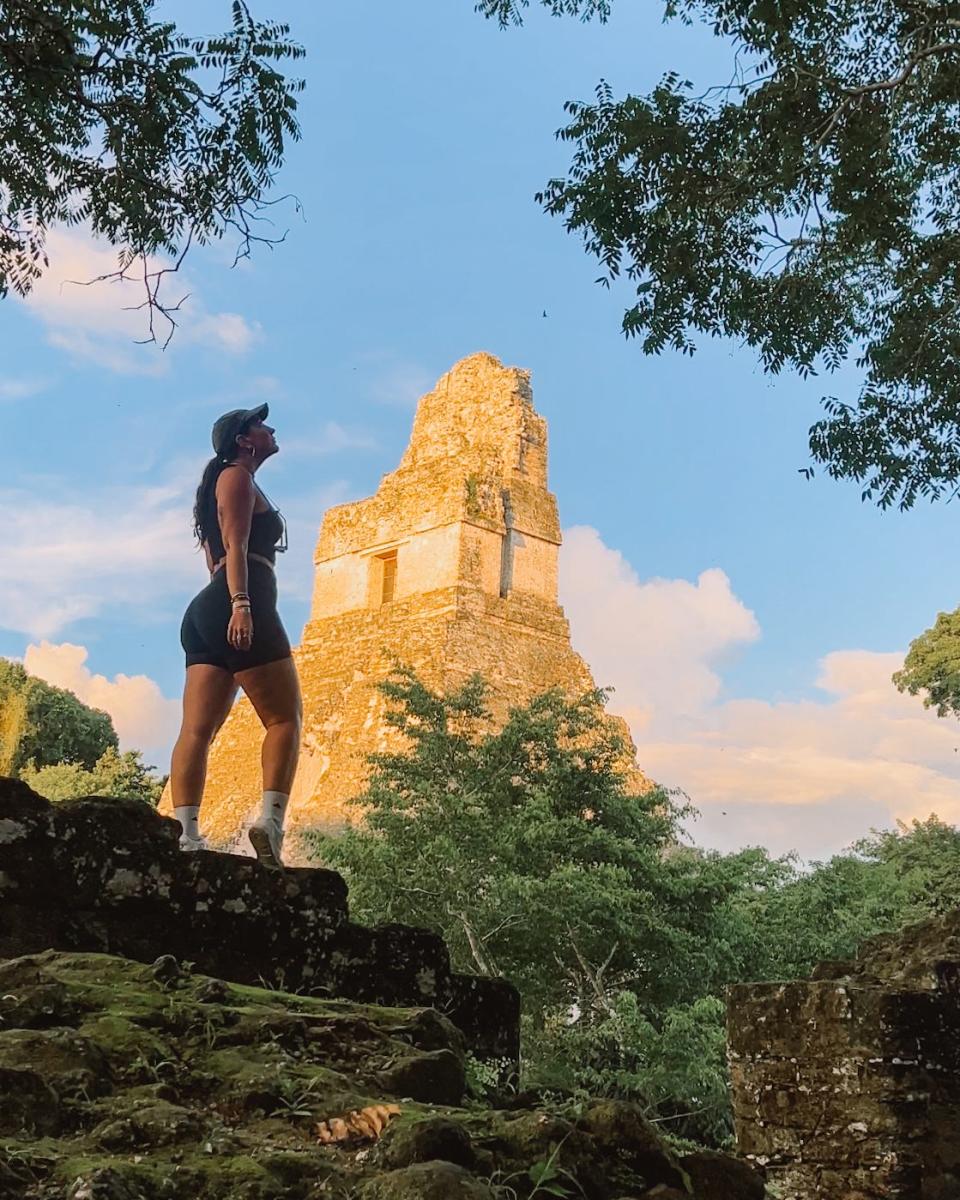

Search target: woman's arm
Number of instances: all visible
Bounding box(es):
[217,468,256,648]
[217,467,255,599]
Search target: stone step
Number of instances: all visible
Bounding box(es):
[0,778,518,1069]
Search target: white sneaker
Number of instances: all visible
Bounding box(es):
[178,833,208,852]
[249,819,285,871]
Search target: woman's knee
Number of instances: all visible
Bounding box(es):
[177,721,219,748]
[264,712,301,739]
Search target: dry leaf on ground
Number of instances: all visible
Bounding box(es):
[316,1103,401,1145]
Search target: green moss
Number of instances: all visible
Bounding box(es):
[0,950,743,1200]
[224,981,417,1026]
[80,1012,172,1069]
[55,1152,286,1200]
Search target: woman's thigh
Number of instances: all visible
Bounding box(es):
[234,656,302,727]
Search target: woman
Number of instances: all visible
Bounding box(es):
[170,403,301,869]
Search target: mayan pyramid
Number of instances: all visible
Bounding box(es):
[166,353,644,846]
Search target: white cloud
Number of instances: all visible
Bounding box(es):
[246,376,283,397]
[194,311,259,355]
[22,641,179,764]
[46,329,167,377]
[559,526,760,728]
[0,378,50,401]
[0,477,201,639]
[20,229,259,373]
[282,421,378,458]
[0,457,352,644]
[559,526,960,861]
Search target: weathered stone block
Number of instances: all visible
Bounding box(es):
[0,777,55,898]
[729,910,960,1197]
[0,780,519,1070]
[681,1149,765,1200]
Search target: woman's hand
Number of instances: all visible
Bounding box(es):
[228,607,254,651]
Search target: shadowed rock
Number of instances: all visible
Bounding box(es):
[728,907,960,1197]
[381,1116,477,1169]
[0,778,765,1199]
[0,780,518,1067]
[0,949,759,1199]
[359,1161,496,1198]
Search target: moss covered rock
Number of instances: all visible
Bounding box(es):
[359,1160,495,1198]
[0,949,761,1199]
[381,1116,476,1169]
[377,1047,465,1106]
[681,1149,766,1199]
[0,783,520,1070]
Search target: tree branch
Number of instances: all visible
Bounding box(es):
[448,904,499,977]
[843,41,960,97]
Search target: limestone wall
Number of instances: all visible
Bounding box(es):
[311,523,463,619]
[728,912,960,1197]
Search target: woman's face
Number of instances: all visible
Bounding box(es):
[238,419,278,460]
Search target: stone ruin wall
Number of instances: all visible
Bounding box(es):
[166,353,646,848]
[0,778,519,1066]
[728,911,960,1198]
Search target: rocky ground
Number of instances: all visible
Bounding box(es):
[0,949,764,1200]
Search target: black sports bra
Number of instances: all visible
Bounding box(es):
[206,469,287,564]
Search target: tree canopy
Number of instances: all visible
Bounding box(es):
[477,0,610,22]
[894,607,960,719]
[21,745,164,806]
[305,666,960,1144]
[305,669,698,1011]
[479,0,960,509]
[0,0,304,342]
[0,660,117,774]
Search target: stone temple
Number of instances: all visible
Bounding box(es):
[171,353,644,847]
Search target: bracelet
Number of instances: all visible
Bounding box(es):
[231,591,251,603]
[232,601,252,612]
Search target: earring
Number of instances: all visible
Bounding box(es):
[248,445,255,458]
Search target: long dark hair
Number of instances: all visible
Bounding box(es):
[192,455,229,546]
[194,409,264,544]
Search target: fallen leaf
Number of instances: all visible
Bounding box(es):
[317,1104,401,1145]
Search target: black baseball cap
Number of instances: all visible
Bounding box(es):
[211,403,269,459]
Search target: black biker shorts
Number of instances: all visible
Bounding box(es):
[180,559,292,673]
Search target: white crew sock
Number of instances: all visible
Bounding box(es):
[260,790,289,829]
[176,805,201,840]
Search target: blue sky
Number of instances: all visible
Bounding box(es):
[2,0,958,860]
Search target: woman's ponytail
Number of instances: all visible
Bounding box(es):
[193,455,228,545]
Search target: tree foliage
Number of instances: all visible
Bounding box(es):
[893,607,960,718]
[0,659,117,774]
[21,745,164,805]
[742,817,960,982]
[480,0,960,508]
[529,992,731,1146]
[476,0,610,25]
[305,668,703,1012]
[0,0,304,342]
[0,679,29,777]
[302,670,784,1140]
[305,667,960,1145]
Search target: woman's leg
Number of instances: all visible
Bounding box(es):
[235,657,301,868]
[234,657,302,795]
[169,664,238,811]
